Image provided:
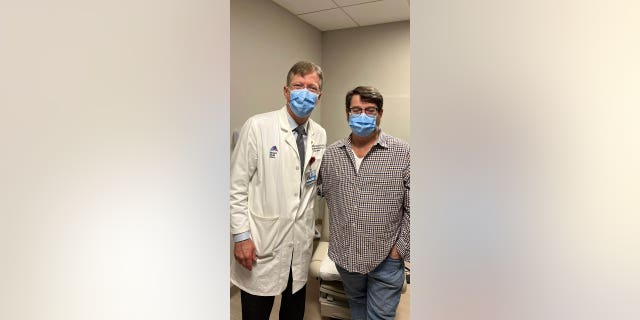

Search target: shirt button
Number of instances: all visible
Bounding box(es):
[296,166,299,170]
[294,193,298,197]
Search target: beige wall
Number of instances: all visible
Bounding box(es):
[231,0,322,143]
[321,21,410,144]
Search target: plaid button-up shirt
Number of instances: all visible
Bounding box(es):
[318,131,410,274]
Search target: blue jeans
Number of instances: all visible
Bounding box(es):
[336,257,405,320]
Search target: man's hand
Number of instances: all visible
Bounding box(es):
[234,238,257,271]
[389,245,402,260]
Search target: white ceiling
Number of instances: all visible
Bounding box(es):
[272,0,410,31]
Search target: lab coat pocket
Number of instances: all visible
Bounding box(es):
[248,211,280,258]
[255,252,276,264]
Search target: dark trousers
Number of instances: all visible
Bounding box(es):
[240,268,306,320]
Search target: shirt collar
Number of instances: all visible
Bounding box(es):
[286,111,308,133]
[339,130,389,149]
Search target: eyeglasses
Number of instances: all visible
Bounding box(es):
[289,83,320,94]
[349,107,379,116]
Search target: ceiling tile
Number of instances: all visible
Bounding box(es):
[342,0,409,26]
[272,0,337,15]
[333,0,380,6]
[298,8,359,31]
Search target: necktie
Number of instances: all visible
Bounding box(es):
[293,125,306,177]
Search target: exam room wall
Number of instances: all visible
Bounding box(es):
[320,21,410,144]
[230,0,322,145]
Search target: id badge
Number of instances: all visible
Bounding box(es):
[305,169,317,186]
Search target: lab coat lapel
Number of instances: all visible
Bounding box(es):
[279,107,298,160]
[305,125,318,170]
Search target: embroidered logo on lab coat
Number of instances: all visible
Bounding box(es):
[269,145,278,159]
[312,144,325,152]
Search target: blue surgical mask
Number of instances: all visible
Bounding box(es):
[289,89,318,118]
[349,113,377,137]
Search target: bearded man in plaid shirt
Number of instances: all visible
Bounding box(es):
[318,86,410,320]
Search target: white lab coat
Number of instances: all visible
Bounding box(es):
[230,106,326,296]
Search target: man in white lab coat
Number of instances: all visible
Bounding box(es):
[230,61,327,320]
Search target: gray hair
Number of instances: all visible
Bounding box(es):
[286,61,323,90]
